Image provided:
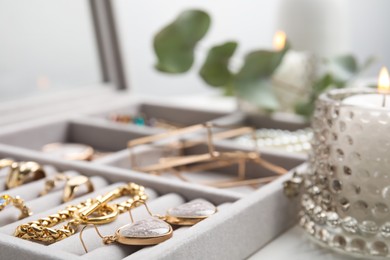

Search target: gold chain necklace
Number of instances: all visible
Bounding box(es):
[14,182,147,244]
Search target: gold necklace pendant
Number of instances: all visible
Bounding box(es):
[115,201,172,245]
[165,199,217,226]
[80,201,173,253]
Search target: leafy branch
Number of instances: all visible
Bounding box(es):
[153,9,374,118]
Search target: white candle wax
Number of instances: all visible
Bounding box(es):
[342,93,390,109]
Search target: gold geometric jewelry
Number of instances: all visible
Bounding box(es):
[39,174,95,202]
[128,123,287,188]
[80,200,173,253]
[42,143,95,161]
[14,183,147,244]
[6,161,46,189]
[165,199,217,226]
[0,194,32,220]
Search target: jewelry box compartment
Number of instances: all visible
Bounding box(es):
[0,144,300,260]
[211,111,311,160]
[102,141,304,197]
[0,118,152,162]
[87,101,230,133]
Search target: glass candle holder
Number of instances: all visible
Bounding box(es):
[300,88,390,258]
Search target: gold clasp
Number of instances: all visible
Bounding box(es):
[74,189,121,225]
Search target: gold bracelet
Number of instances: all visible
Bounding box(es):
[0,194,32,220]
[14,182,147,244]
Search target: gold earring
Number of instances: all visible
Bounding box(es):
[0,194,32,220]
[80,200,173,253]
[6,161,46,189]
[165,199,217,226]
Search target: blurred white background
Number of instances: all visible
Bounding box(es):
[0,0,389,99]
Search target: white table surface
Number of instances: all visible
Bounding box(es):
[248,225,360,260]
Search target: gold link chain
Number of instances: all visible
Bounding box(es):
[14,183,147,244]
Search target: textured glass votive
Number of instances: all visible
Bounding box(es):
[300,88,390,258]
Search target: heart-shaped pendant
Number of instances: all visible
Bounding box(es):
[116,218,173,245]
[165,199,217,225]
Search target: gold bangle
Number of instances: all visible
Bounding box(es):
[14,182,147,244]
[0,194,32,220]
[6,162,46,189]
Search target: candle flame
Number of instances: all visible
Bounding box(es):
[378,67,390,93]
[273,31,286,51]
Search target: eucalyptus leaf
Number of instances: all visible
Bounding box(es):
[294,101,315,118]
[153,10,211,73]
[235,49,287,79]
[199,41,237,87]
[233,48,287,110]
[313,73,333,94]
[235,78,280,110]
[361,56,376,72]
[329,54,358,81]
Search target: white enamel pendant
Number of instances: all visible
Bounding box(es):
[116,218,173,245]
[165,199,217,225]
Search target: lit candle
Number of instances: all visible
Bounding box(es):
[342,67,390,108]
[271,30,317,113]
[273,31,287,51]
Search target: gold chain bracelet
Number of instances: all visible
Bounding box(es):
[14,182,148,244]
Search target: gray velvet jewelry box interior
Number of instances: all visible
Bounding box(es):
[211,111,310,160]
[101,141,304,197]
[0,144,301,260]
[0,118,153,161]
[88,101,229,133]
[0,113,304,198]
[0,103,306,259]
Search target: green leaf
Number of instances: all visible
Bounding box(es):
[329,54,358,81]
[313,73,333,94]
[232,48,287,110]
[235,79,280,110]
[235,49,286,79]
[199,41,237,87]
[361,56,376,72]
[294,101,315,118]
[153,10,211,73]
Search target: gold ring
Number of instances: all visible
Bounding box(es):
[6,162,46,189]
[0,194,32,220]
[63,176,94,202]
[39,173,69,197]
[0,159,14,169]
[42,143,94,161]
